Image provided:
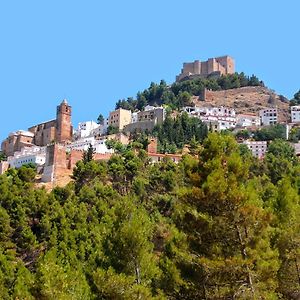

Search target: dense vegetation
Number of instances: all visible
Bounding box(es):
[115,73,264,111]
[235,124,287,142]
[0,133,299,299]
[153,113,208,153]
[0,151,7,162]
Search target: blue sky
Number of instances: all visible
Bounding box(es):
[0,1,299,141]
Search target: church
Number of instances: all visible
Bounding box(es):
[1,100,73,156]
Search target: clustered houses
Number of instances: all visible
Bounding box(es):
[0,100,169,184]
[7,146,46,169]
[0,100,116,181]
[183,106,236,131]
[1,79,300,182]
[183,106,265,131]
[236,113,261,128]
[182,105,296,159]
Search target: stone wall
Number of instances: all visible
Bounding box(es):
[68,150,111,170]
[42,144,112,184]
[124,120,156,134]
[29,120,57,146]
[176,55,235,82]
[42,144,68,183]
[1,133,34,157]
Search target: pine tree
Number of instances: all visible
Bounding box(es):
[83,143,95,163]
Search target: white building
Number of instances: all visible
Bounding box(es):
[66,137,113,154]
[7,146,46,169]
[183,106,236,130]
[91,119,109,138]
[74,121,99,139]
[131,112,138,123]
[236,113,260,128]
[182,106,203,114]
[259,108,278,126]
[243,140,267,159]
[291,106,300,123]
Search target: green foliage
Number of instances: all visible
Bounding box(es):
[72,159,107,192]
[115,73,264,112]
[115,97,138,111]
[289,127,300,142]
[235,129,251,140]
[107,125,119,135]
[106,138,127,153]
[265,139,298,184]
[97,113,105,125]
[154,112,208,152]
[17,163,37,183]
[0,151,6,162]
[0,132,299,299]
[82,143,95,163]
[253,124,286,141]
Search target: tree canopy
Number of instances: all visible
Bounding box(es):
[0,132,299,299]
[115,73,265,111]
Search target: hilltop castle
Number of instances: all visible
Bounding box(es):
[176,55,235,82]
[1,100,73,156]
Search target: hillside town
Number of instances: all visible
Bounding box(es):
[1,56,300,186]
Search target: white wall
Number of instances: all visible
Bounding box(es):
[243,141,267,159]
[74,121,99,139]
[259,109,277,125]
[66,137,113,154]
[8,146,46,168]
[291,106,300,123]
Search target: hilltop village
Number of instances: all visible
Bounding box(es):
[1,56,300,299]
[1,55,300,186]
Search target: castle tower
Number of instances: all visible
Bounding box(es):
[56,99,73,143]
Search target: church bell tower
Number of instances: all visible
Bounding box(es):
[56,99,72,143]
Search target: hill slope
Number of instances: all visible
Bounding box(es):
[193,86,290,122]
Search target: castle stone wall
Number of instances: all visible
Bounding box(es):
[176,55,235,82]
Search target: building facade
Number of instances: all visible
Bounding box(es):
[91,119,109,138]
[2,100,73,156]
[236,113,260,128]
[108,108,132,130]
[259,108,278,126]
[183,106,236,131]
[7,146,46,169]
[124,106,165,133]
[74,121,99,139]
[243,140,267,159]
[66,136,113,154]
[1,130,34,157]
[291,106,300,123]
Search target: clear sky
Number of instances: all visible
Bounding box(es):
[0,0,299,141]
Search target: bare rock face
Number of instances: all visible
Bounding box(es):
[193,86,290,123]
